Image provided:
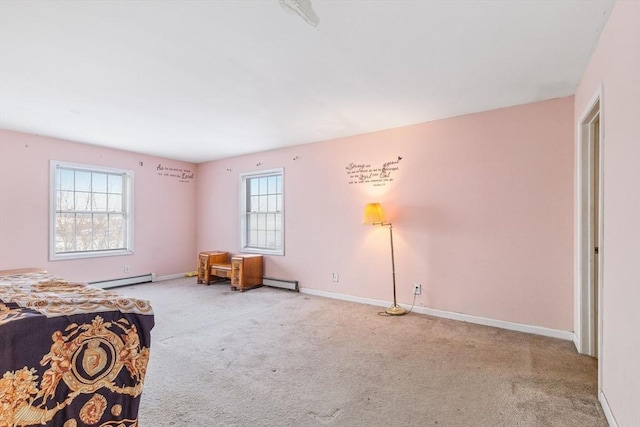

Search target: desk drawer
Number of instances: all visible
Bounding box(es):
[211,268,231,278]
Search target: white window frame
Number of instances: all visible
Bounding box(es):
[49,160,134,261]
[239,168,284,256]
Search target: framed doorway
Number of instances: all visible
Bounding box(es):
[575,86,603,368]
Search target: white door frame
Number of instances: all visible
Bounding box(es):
[574,85,604,371]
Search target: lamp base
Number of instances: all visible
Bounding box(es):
[385,305,407,316]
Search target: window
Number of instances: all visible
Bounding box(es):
[50,161,134,260]
[240,168,284,255]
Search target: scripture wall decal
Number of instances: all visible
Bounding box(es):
[346,156,402,187]
[156,164,195,183]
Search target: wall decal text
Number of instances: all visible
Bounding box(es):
[157,164,195,183]
[346,156,402,187]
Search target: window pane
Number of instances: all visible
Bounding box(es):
[266,231,276,248]
[276,195,282,212]
[59,169,74,191]
[92,173,107,193]
[266,214,275,230]
[250,178,258,194]
[75,171,91,192]
[108,174,123,194]
[108,194,122,212]
[92,213,108,250]
[267,195,276,212]
[275,231,282,248]
[249,230,258,247]
[275,213,282,231]
[249,214,257,231]
[257,214,266,230]
[268,176,276,194]
[75,213,93,251]
[108,214,125,249]
[55,213,76,252]
[93,193,107,211]
[276,175,282,193]
[75,192,91,211]
[257,229,265,247]
[258,195,267,212]
[59,190,74,211]
[250,196,259,213]
[259,177,268,195]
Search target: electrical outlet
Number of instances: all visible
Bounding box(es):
[124,265,130,273]
[413,283,421,295]
[332,273,339,283]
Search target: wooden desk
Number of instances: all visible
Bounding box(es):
[198,251,263,292]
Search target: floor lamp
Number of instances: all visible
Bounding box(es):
[363,203,407,316]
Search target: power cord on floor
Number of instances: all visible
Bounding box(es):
[377,291,417,316]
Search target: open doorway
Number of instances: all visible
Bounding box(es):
[575,90,603,365]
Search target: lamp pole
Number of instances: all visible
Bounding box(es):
[385,222,406,316]
[389,223,397,306]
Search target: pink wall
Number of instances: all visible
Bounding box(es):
[575,1,640,425]
[197,96,575,331]
[0,129,197,282]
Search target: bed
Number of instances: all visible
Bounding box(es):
[0,268,154,427]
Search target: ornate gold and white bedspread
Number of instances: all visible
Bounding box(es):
[0,271,152,320]
[0,270,154,427]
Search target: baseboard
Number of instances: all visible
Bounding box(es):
[599,390,618,427]
[263,277,299,291]
[411,305,574,340]
[301,288,388,308]
[152,272,188,282]
[90,272,189,289]
[90,274,153,289]
[300,288,573,341]
[573,334,581,352]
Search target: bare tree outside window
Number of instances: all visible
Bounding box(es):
[240,168,284,256]
[50,161,133,260]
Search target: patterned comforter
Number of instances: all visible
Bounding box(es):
[0,270,154,427]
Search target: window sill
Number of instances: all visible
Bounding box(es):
[240,247,284,256]
[50,249,134,261]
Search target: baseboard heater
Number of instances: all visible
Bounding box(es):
[89,274,153,289]
[262,277,299,292]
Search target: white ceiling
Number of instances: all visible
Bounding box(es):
[0,0,615,163]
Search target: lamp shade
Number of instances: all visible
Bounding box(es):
[363,203,387,225]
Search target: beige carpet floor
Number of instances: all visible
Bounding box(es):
[122,277,606,426]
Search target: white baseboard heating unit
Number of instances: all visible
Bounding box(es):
[89,274,153,289]
[262,277,299,291]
